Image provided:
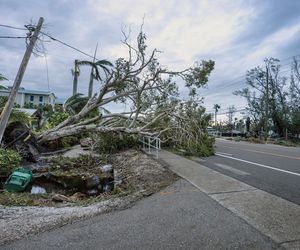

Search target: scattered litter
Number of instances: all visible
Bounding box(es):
[101,164,113,173]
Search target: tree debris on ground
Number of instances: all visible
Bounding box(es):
[0,149,178,207]
[0,149,178,245]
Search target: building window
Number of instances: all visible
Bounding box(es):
[39,96,43,102]
[30,95,34,102]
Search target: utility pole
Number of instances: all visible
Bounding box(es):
[264,66,269,142]
[213,104,220,127]
[0,17,44,145]
[72,59,79,96]
[88,43,98,98]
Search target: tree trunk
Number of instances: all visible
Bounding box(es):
[0,17,44,144]
[73,74,78,96]
[88,69,94,98]
[72,60,79,96]
[88,43,98,98]
[37,124,154,144]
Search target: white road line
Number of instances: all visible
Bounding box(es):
[216,153,300,177]
[214,163,250,176]
[217,152,233,156]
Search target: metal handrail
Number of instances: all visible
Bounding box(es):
[139,135,161,159]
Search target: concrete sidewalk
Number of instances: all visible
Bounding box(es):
[1,150,298,250]
[1,180,282,250]
[159,150,300,250]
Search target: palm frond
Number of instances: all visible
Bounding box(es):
[95,60,113,67]
[77,61,96,66]
[64,93,89,115]
[0,73,8,82]
[8,110,31,126]
[99,65,111,74]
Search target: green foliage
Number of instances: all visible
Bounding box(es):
[0,73,7,82]
[181,136,215,157]
[290,110,300,135]
[23,103,54,120]
[111,186,122,195]
[7,110,31,126]
[0,192,37,206]
[64,93,89,115]
[156,98,215,157]
[95,133,138,153]
[36,30,215,149]
[74,59,113,81]
[0,96,31,126]
[184,60,215,96]
[61,136,79,148]
[63,93,99,118]
[0,96,8,108]
[48,111,69,128]
[0,149,22,173]
[234,57,300,138]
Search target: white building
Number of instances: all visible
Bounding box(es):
[0,87,56,107]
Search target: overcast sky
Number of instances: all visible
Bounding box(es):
[1,0,300,119]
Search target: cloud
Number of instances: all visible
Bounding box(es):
[0,0,300,117]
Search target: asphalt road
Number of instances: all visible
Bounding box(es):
[1,180,281,250]
[201,138,300,205]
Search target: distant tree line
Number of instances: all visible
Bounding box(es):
[235,57,300,139]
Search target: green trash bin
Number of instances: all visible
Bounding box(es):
[4,168,33,192]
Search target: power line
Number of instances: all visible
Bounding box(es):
[206,107,246,113]
[0,24,27,31]
[0,23,97,60]
[40,31,97,60]
[0,36,27,39]
[217,109,247,115]
[44,53,50,92]
[206,58,299,93]
[208,54,300,92]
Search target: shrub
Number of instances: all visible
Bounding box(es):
[0,149,22,174]
[181,136,215,157]
[247,137,264,144]
[47,111,69,128]
[95,133,138,153]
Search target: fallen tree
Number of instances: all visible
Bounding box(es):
[37,31,214,146]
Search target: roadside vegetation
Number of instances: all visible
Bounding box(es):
[1,29,215,155]
[0,27,215,206]
[235,57,300,141]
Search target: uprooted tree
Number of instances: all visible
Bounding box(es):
[36,31,214,152]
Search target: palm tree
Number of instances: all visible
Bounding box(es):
[63,93,99,119]
[213,104,220,127]
[0,73,7,81]
[0,73,8,90]
[88,43,98,99]
[0,96,31,126]
[71,60,80,96]
[63,93,89,115]
[88,59,113,98]
[71,59,113,97]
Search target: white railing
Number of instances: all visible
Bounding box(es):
[140,136,161,159]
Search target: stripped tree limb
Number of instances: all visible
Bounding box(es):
[37,30,214,144]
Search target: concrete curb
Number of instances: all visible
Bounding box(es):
[159,150,300,250]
